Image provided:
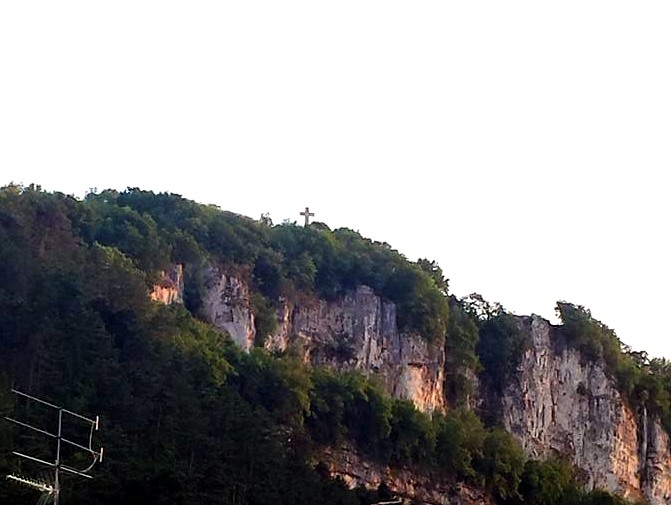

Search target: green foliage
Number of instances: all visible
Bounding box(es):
[231,349,313,426]
[456,294,529,400]
[462,293,504,321]
[250,292,279,346]
[581,490,633,505]
[445,297,481,406]
[309,371,526,497]
[519,459,583,505]
[84,194,171,276]
[556,302,620,366]
[516,458,643,505]
[479,428,525,502]
[476,311,529,394]
[308,370,392,459]
[434,408,485,479]
[388,400,435,463]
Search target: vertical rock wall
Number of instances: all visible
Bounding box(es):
[500,315,671,504]
[151,266,445,411]
[201,267,256,351]
[265,286,446,412]
[643,416,671,504]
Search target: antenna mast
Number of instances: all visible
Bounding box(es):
[4,389,104,505]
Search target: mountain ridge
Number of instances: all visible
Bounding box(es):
[0,184,667,505]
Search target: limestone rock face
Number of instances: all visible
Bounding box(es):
[265,286,445,412]
[149,264,184,305]
[152,267,445,410]
[644,418,671,504]
[201,267,256,352]
[320,445,493,505]
[500,315,671,504]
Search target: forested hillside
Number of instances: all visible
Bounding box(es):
[0,185,661,504]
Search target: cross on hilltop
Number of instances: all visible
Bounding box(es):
[300,207,314,227]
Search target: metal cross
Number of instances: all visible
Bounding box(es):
[300,207,314,226]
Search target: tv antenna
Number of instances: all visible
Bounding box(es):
[4,389,104,505]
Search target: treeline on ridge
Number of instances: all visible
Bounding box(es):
[85,187,449,341]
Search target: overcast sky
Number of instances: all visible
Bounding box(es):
[2,2,670,357]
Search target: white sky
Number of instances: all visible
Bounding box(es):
[2,2,670,357]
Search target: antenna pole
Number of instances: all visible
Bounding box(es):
[54,408,63,505]
[4,389,103,504]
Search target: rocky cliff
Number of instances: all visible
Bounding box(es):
[151,266,671,503]
[152,266,445,412]
[265,286,445,412]
[499,315,671,504]
[201,265,256,351]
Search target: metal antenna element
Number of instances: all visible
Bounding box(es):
[4,389,104,505]
[6,474,55,494]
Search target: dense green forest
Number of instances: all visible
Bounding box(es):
[0,185,657,504]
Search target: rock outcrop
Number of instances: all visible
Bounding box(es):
[201,267,256,351]
[171,268,444,411]
[499,315,671,504]
[149,264,184,305]
[319,445,493,505]
[264,286,445,412]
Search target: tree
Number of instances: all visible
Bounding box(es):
[476,312,528,393]
[478,429,524,502]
